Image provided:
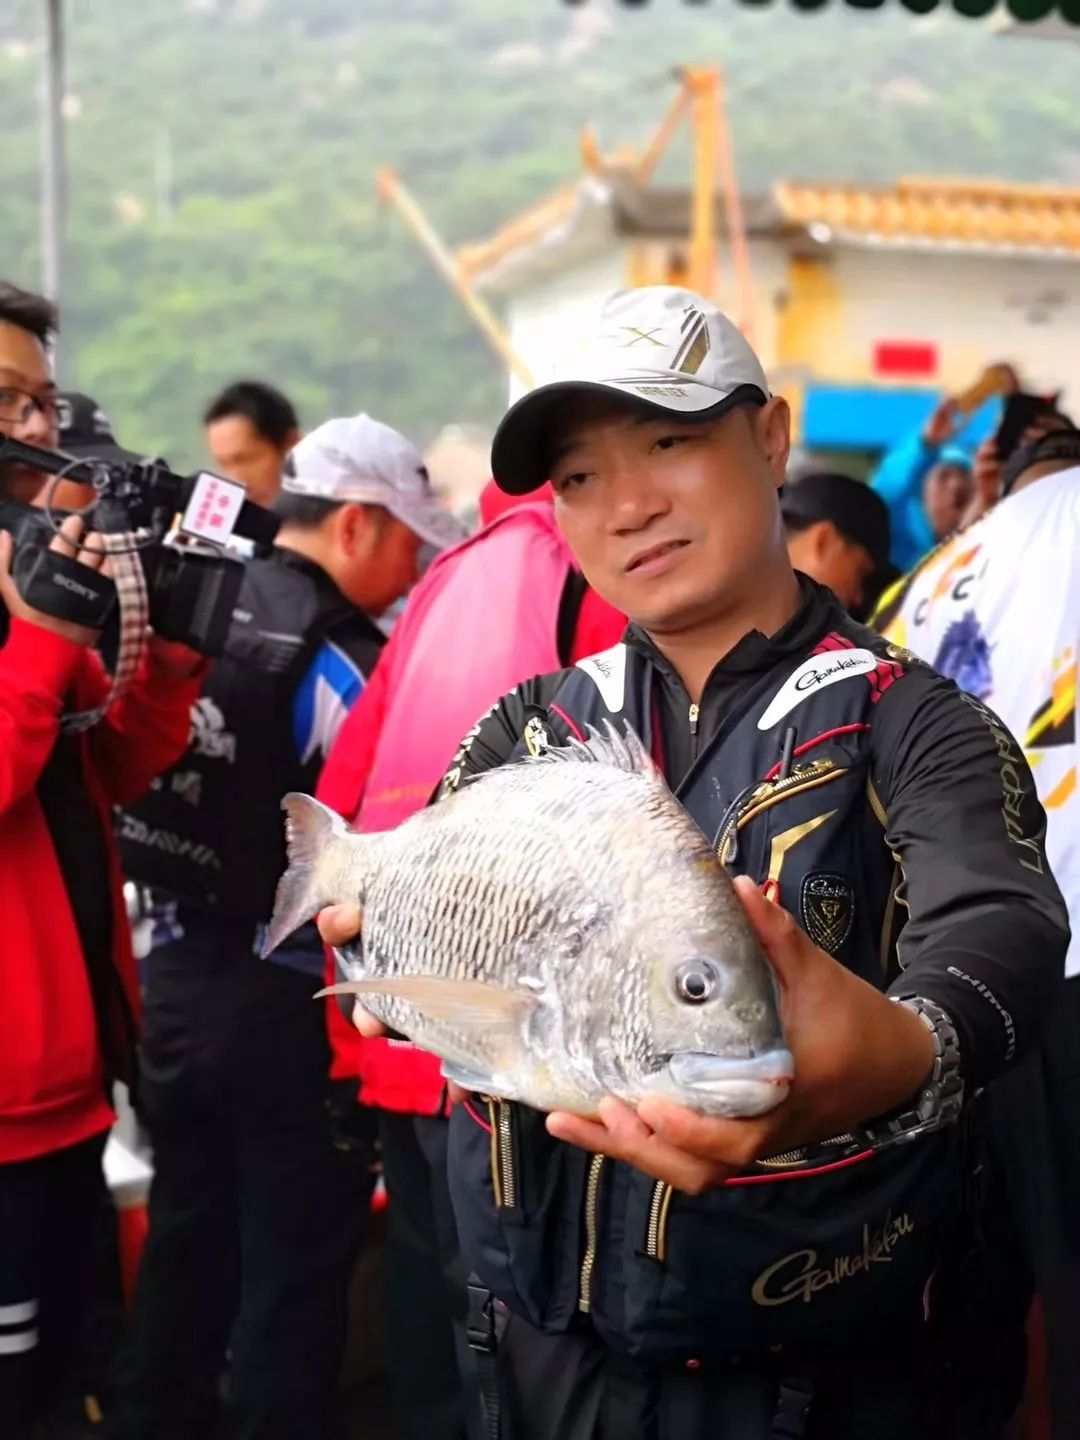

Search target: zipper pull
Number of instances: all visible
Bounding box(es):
[688,703,699,737]
[778,726,797,781]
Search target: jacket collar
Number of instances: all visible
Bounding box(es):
[624,574,836,701]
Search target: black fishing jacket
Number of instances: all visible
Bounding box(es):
[439,577,1067,1365]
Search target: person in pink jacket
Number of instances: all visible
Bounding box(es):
[316,480,625,1440]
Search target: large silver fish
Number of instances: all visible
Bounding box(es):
[264,724,793,1118]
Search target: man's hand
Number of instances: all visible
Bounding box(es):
[546,878,934,1196]
[318,905,386,1039]
[318,881,936,1192]
[961,436,1002,527]
[923,398,958,448]
[961,412,1073,529]
[0,514,109,648]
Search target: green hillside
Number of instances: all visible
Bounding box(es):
[2,0,1078,468]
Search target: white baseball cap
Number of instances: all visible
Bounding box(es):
[283,412,469,551]
[492,286,771,495]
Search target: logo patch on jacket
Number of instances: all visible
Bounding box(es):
[757,649,878,730]
[523,714,552,758]
[800,872,855,954]
[812,632,906,707]
[576,643,628,714]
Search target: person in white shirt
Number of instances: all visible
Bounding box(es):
[873,420,1080,1437]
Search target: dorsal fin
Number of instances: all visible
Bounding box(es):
[533,719,658,779]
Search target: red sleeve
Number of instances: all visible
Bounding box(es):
[0,618,85,814]
[88,650,208,808]
[569,585,626,664]
[315,630,395,823]
[316,634,397,1083]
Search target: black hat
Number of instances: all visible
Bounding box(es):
[57,392,146,467]
[780,471,891,573]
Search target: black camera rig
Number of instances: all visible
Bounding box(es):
[0,435,279,657]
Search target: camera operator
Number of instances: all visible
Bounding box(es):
[107,413,467,1440]
[0,281,206,1438]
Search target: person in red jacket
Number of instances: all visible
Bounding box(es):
[316,479,624,1440]
[0,283,204,1438]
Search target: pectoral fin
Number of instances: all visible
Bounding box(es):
[315,975,536,1034]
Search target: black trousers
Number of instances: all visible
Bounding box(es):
[0,1132,108,1438]
[106,926,375,1440]
[378,1111,484,1440]
[488,1315,952,1440]
[986,973,1080,1437]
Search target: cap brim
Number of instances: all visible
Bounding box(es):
[491,380,767,495]
[62,440,149,468]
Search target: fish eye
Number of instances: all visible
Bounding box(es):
[674,959,719,1005]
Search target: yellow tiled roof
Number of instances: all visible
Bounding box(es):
[455,175,1080,283]
[775,177,1080,252]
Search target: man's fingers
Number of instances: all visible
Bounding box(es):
[80,528,106,573]
[546,1101,728,1195]
[547,1097,649,1151]
[598,1095,654,1142]
[350,1000,387,1039]
[317,903,362,948]
[636,1096,769,1171]
[49,513,85,560]
[731,875,804,986]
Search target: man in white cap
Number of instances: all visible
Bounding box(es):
[320,290,1067,1439]
[108,414,466,1440]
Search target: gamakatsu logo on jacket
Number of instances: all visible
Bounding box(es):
[758,650,878,731]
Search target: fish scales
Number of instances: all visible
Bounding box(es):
[360,766,661,1084]
[267,723,794,1118]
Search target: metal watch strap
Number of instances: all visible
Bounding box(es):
[860,996,964,1151]
[753,997,964,1172]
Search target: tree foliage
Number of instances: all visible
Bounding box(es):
[1,0,1077,468]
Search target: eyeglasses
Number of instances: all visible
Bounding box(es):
[0,387,60,426]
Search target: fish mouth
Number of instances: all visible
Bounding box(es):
[667,1049,794,1113]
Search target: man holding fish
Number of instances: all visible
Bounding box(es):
[270,288,1068,1439]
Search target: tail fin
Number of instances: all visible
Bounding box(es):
[261,794,358,958]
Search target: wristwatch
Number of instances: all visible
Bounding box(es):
[754,995,965,1173]
[861,996,965,1151]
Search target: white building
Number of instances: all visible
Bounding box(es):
[455,170,1080,459]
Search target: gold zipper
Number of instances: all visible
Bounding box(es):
[717,760,846,864]
[755,1133,858,1168]
[578,1155,605,1313]
[688,703,700,737]
[487,1099,517,1210]
[645,1180,673,1262]
[866,778,888,829]
[879,862,900,977]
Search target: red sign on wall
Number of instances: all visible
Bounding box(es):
[873,341,938,378]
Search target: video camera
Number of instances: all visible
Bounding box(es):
[0,435,279,657]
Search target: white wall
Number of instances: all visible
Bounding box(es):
[498,232,1080,415]
[825,245,1080,410]
[502,237,792,403]
[503,247,630,404]
[739,236,789,376]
